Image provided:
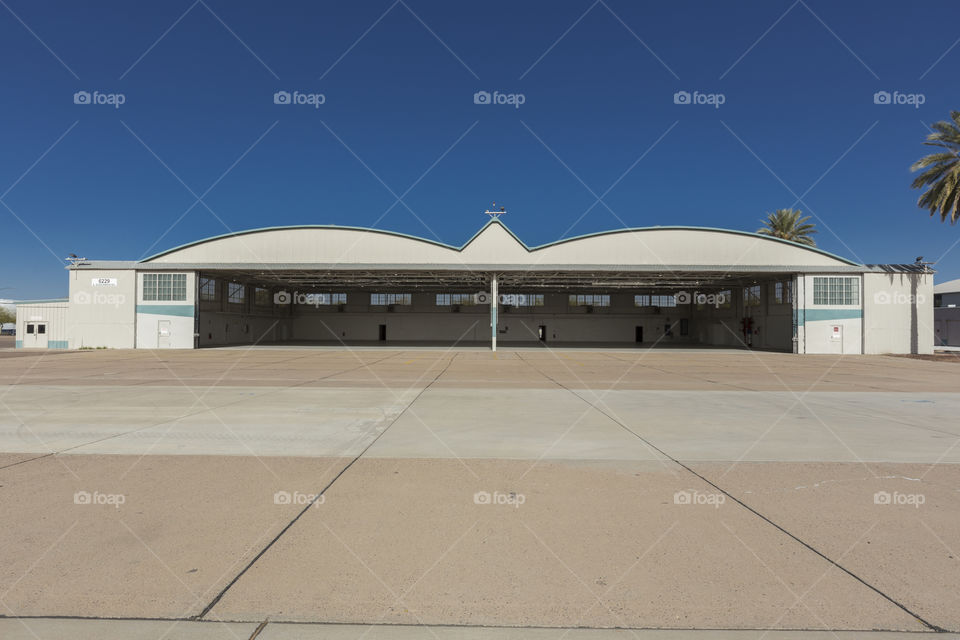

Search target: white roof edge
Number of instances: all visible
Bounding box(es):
[934,278,960,293]
[69,262,868,273]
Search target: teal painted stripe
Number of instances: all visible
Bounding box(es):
[14,340,67,349]
[802,308,862,323]
[136,304,195,318]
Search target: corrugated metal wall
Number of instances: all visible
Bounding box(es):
[15,302,69,349]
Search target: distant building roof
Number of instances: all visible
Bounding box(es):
[934,278,960,294]
[14,298,69,304]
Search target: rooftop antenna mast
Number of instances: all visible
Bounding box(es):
[484,202,506,219]
[914,256,935,272]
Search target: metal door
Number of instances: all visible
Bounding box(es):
[25,322,48,348]
[828,324,843,353]
[158,320,171,348]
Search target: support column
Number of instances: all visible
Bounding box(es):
[490,274,498,352]
[793,274,805,354]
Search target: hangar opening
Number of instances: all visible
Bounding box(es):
[189,267,797,351]
[52,218,933,354]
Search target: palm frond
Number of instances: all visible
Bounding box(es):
[911,111,960,224]
[756,208,817,246]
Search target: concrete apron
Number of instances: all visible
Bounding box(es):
[1,619,957,640]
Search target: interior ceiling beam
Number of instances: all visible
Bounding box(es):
[199,269,785,290]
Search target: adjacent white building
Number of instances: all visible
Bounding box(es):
[14,299,69,348]
[16,219,933,353]
[934,278,960,347]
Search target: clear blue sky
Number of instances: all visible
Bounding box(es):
[2,0,959,299]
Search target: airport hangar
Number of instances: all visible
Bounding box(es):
[15,218,933,354]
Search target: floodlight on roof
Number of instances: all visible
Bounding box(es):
[484,202,506,218]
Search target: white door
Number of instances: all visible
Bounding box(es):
[158,320,171,348]
[827,324,843,354]
[24,322,49,348]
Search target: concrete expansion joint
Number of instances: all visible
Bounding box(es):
[3,616,958,632]
[0,452,54,471]
[672,465,947,633]
[193,353,460,621]
[516,354,947,634]
[247,617,269,640]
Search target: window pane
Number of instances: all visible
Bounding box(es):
[143,274,157,301]
[228,283,245,304]
[199,278,216,301]
[570,294,611,307]
[171,274,186,301]
[648,295,676,307]
[438,293,475,306]
[144,273,187,301]
[501,293,543,307]
[813,276,858,305]
[371,293,411,305]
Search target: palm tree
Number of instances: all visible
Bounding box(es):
[756,209,817,246]
[911,110,960,224]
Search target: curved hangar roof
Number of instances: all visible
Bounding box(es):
[141,220,859,272]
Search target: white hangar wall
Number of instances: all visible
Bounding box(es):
[793,272,934,355]
[134,271,196,349]
[795,274,863,355]
[65,269,197,349]
[863,272,933,355]
[68,268,137,349]
[531,228,850,268]
[146,227,465,265]
[143,221,857,269]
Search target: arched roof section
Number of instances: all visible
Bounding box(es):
[142,219,858,268]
